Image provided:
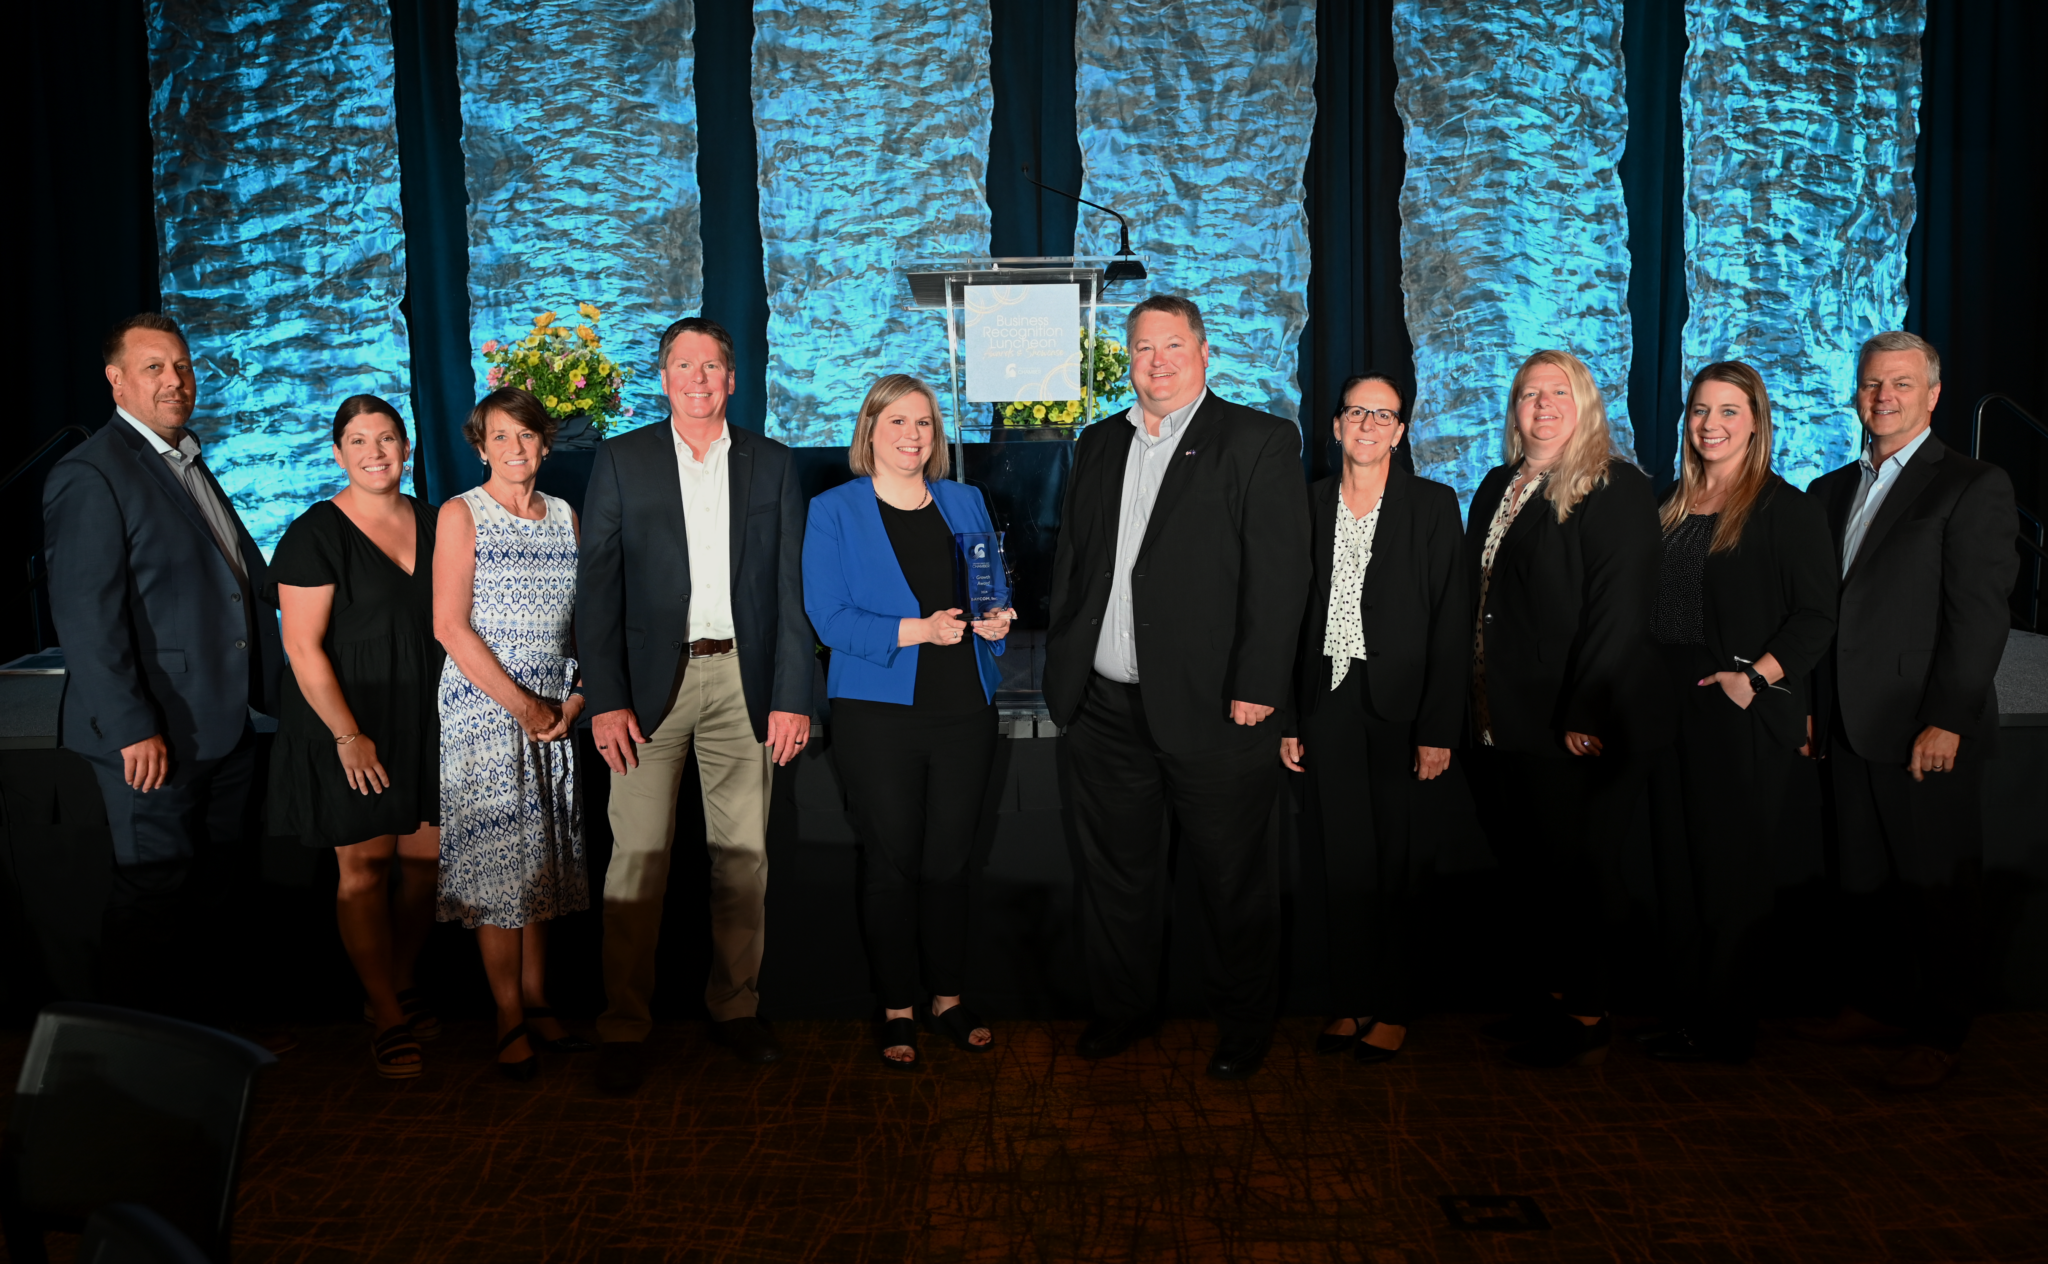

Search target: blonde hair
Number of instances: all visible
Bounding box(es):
[848,374,950,480]
[1504,350,1621,522]
[1661,361,1776,552]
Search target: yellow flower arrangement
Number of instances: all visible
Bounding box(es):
[480,304,635,433]
[999,334,1131,429]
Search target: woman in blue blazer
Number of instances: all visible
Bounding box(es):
[803,374,1013,1069]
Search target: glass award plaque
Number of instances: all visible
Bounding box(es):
[953,531,1006,621]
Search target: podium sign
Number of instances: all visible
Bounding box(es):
[962,284,1081,403]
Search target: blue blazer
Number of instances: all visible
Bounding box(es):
[803,477,1010,706]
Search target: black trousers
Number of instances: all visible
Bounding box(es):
[1648,648,1817,1030]
[1301,670,1423,1025]
[832,702,999,1011]
[1467,740,1650,1017]
[1828,717,1985,1052]
[1065,673,1282,1030]
[79,724,259,1022]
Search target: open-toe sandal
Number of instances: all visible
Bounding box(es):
[524,1006,598,1054]
[362,987,441,1042]
[925,1003,993,1053]
[495,1022,540,1082]
[877,1016,920,1071]
[372,1023,423,1080]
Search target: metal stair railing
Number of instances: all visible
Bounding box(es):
[1971,394,2048,631]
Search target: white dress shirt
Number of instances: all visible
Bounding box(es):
[674,420,735,640]
[1839,425,1933,577]
[1093,390,1206,683]
[117,406,247,585]
[1323,492,1382,690]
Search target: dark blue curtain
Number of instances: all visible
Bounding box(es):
[1619,0,1688,489]
[988,0,1083,260]
[695,2,770,434]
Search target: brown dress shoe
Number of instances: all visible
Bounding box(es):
[1790,1007,1908,1046]
[1881,1045,1959,1091]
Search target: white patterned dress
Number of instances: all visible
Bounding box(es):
[436,488,587,929]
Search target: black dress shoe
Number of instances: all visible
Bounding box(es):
[1506,1015,1611,1068]
[596,1040,647,1094]
[1641,1024,1752,1064]
[711,1016,784,1065]
[1207,1026,1271,1080]
[1076,1016,1158,1060]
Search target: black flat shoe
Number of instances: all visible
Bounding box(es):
[711,1016,784,1065]
[877,1016,919,1071]
[1316,1017,1372,1056]
[495,1022,539,1082]
[925,1003,993,1053]
[1076,1016,1158,1060]
[1507,1015,1611,1068]
[1352,1021,1404,1065]
[1207,1025,1271,1081]
[524,1007,598,1054]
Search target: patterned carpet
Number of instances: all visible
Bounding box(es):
[7,1013,2047,1263]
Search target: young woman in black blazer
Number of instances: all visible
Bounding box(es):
[1464,350,1669,1068]
[1282,373,1469,1064]
[1643,362,1836,1063]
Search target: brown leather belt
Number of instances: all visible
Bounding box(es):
[688,638,735,658]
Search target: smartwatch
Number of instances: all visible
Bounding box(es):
[1743,666,1768,696]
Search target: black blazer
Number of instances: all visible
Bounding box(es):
[42,412,283,767]
[1044,392,1312,753]
[1680,476,1838,750]
[1809,432,2017,762]
[1464,457,1668,755]
[1292,462,1470,747]
[575,421,814,741]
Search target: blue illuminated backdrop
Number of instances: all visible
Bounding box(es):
[457,0,701,435]
[1392,0,1637,511]
[1076,0,1317,425]
[148,0,413,555]
[1680,0,1926,488]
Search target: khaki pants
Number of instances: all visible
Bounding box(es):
[598,651,772,1040]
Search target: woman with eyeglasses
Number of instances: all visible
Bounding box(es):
[1282,372,1469,1064]
[1642,362,1835,1064]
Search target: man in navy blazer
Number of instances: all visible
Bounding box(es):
[576,316,814,1088]
[42,313,283,1016]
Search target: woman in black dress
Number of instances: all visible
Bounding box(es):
[1464,350,1670,1068]
[1643,362,1836,1063]
[268,395,441,1078]
[1282,372,1469,1064]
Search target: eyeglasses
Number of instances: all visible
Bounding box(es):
[1338,407,1401,428]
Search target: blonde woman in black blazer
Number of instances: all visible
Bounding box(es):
[1282,373,1469,1064]
[1644,361,1836,1065]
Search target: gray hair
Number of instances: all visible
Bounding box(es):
[1856,331,1942,388]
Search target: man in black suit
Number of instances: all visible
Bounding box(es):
[1044,295,1312,1079]
[577,316,813,1089]
[1804,331,2017,1091]
[42,313,283,1020]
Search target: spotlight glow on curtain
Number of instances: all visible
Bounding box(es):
[1075,0,1317,426]
[148,0,412,555]
[753,1,993,447]
[458,0,701,432]
[1393,0,1636,510]
[1680,0,1925,488]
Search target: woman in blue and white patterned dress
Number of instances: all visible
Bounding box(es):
[431,387,589,1081]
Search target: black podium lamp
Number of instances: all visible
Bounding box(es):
[1022,166,1148,286]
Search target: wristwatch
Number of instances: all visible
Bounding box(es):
[1743,666,1768,696]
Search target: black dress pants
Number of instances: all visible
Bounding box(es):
[1301,670,1422,1025]
[1065,672,1282,1030]
[1467,740,1649,1017]
[832,703,999,1011]
[1828,719,1985,1052]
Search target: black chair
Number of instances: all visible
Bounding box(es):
[77,1203,213,1264]
[1,1003,276,1263]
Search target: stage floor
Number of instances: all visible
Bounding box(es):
[6,1013,2044,1263]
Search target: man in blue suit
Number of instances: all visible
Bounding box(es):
[42,313,283,1018]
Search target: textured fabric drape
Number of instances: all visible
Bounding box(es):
[148,0,413,553]
[1680,0,1926,489]
[1076,0,1318,426]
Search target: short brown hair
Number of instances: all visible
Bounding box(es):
[1123,294,1207,345]
[463,388,558,455]
[331,394,409,446]
[655,316,736,374]
[103,312,187,365]
[848,375,949,480]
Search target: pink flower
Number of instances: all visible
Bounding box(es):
[623,406,635,418]
[482,340,499,354]
[573,375,586,389]
[486,366,504,386]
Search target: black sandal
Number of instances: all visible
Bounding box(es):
[362,987,441,1042]
[524,1006,598,1053]
[877,1017,919,1071]
[372,1023,422,1080]
[495,1022,539,1082]
[925,1003,993,1053]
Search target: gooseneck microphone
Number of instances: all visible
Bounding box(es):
[1020,166,1148,284]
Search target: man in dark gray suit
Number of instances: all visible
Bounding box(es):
[42,313,283,1019]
